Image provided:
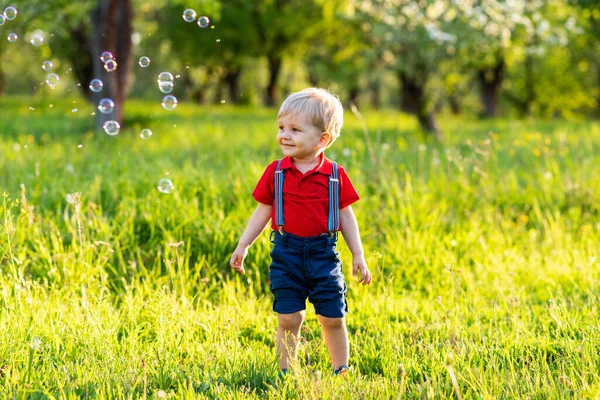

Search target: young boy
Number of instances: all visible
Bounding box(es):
[229,87,372,377]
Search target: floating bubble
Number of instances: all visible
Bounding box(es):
[197,16,210,28]
[30,31,44,46]
[159,81,173,93]
[103,120,120,136]
[0,15,5,26]
[157,178,174,194]
[4,6,17,20]
[140,129,152,140]
[42,60,53,72]
[100,51,114,63]
[104,59,118,72]
[161,95,178,111]
[138,56,150,68]
[98,98,115,114]
[45,73,59,88]
[89,79,103,92]
[183,9,196,23]
[157,72,174,83]
[7,33,17,43]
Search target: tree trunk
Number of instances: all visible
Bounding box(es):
[265,54,282,107]
[597,64,600,112]
[369,78,381,110]
[348,86,360,108]
[0,67,5,96]
[91,0,133,131]
[477,59,505,118]
[448,93,461,115]
[225,68,241,104]
[69,24,95,102]
[399,72,443,141]
[524,52,535,115]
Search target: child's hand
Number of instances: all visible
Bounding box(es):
[352,255,372,286]
[229,246,248,275]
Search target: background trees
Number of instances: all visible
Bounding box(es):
[0,0,598,137]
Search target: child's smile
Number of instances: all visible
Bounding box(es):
[277,112,327,161]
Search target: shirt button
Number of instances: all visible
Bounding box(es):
[304,240,310,246]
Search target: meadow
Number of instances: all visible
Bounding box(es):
[0,96,599,399]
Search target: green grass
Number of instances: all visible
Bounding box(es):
[0,96,599,399]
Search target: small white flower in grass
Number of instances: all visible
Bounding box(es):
[156,390,168,398]
[543,172,552,180]
[30,337,42,350]
[381,143,390,151]
[342,148,351,157]
[66,193,76,204]
[450,240,457,247]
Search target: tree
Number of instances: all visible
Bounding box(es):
[251,0,325,107]
[353,0,463,140]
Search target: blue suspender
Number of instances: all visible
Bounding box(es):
[328,162,339,233]
[274,159,285,234]
[274,159,339,235]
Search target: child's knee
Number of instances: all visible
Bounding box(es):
[318,315,345,330]
[278,311,305,330]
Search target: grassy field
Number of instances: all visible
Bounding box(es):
[0,95,599,399]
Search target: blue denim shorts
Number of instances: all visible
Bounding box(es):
[268,230,348,318]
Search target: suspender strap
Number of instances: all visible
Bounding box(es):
[274,159,285,233]
[273,159,339,235]
[328,162,339,234]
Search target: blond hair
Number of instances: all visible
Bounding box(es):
[277,88,344,148]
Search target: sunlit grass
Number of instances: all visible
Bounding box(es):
[0,97,599,398]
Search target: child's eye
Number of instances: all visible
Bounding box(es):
[292,128,301,132]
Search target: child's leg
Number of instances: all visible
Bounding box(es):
[317,315,349,370]
[276,310,306,370]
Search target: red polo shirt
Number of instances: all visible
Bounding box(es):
[253,153,360,238]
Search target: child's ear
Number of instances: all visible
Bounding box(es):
[319,131,331,147]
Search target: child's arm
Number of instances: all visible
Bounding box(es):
[339,206,372,285]
[230,203,273,275]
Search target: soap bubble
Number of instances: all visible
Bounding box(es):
[7,33,17,42]
[104,59,118,72]
[157,72,174,93]
[103,120,120,136]
[89,79,103,92]
[159,81,173,93]
[157,72,174,83]
[0,15,5,26]
[157,178,174,194]
[197,16,210,28]
[30,31,44,46]
[161,95,178,111]
[3,6,17,21]
[140,129,152,140]
[42,61,53,72]
[45,73,59,88]
[98,98,115,114]
[100,51,114,63]
[183,9,196,22]
[138,56,150,68]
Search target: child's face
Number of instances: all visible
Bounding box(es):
[277,112,328,159]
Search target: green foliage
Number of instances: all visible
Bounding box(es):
[0,99,599,397]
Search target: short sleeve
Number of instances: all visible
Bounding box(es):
[338,166,360,209]
[252,161,277,205]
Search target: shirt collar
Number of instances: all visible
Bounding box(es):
[279,152,333,175]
